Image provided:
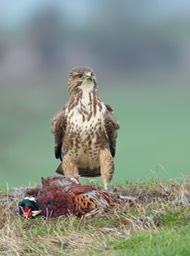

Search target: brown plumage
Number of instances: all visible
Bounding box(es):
[51,66,120,189]
[26,176,120,218]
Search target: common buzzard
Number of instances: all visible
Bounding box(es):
[51,66,119,189]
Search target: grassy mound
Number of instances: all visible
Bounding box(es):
[0,178,190,255]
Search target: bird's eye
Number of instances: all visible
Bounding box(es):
[78,73,83,78]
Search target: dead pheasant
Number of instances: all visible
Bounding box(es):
[18,176,121,218]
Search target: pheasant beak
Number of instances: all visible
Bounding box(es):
[32,210,42,217]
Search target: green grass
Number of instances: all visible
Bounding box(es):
[1,179,190,255]
[112,226,190,256]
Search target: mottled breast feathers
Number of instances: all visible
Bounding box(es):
[51,103,120,161]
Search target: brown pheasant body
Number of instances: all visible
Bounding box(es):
[24,176,119,218]
[52,66,119,189]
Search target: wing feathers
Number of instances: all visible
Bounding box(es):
[104,104,120,157]
[51,107,66,160]
[51,104,119,161]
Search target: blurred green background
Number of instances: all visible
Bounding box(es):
[0,0,190,187]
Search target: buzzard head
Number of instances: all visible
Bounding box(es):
[68,66,97,94]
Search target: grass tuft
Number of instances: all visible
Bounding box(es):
[0,178,190,255]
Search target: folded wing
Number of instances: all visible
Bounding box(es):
[51,107,66,161]
[104,104,120,157]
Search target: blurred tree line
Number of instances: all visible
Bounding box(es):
[0,0,189,81]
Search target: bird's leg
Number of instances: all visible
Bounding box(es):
[99,148,114,190]
[62,154,79,178]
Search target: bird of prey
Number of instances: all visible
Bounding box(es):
[51,66,119,189]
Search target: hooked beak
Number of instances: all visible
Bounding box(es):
[85,71,94,81]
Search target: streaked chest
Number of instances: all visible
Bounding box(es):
[65,95,106,141]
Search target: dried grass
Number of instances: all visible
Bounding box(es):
[0,179,190,255]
